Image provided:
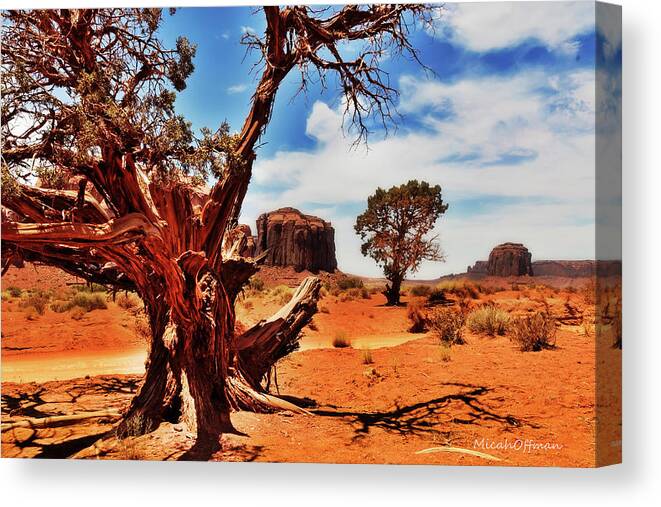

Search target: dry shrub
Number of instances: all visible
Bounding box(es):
[117,292,141,310]
[407,300,427,333]
[510,312,557,351]
[6,286,22,297]
[337,276,364,290]
[70,306,86,320]
[466,305,509,336]
[248,276,265,292]
[19,293,50,315]
[277,293,292,305]
[429,307,465,345]
[361,349,374,364]
[50,300,71,313]
[332,331,351,348]
[70,292,107,312]
[271,285,293,305]
[427,287,449,305]
[117,414,147,460]
[410,285,432,297]
[435,280,480,299]
[339,291,354,302]
[74,283,107,294]
[438,343,452,362]
[24,306,40,320]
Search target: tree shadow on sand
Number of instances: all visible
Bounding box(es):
[2,377,139,459]
[312,382,535,441]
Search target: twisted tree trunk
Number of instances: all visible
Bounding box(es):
[116,270,320,441]
[384,274,403,306]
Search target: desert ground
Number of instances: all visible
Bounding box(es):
[1,265,621,466]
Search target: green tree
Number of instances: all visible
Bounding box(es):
[355,180,448,305]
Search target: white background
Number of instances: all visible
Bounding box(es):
[0,0,659,505]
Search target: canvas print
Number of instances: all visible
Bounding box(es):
[0,2,621,466]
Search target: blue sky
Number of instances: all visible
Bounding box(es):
[158,2,621,278]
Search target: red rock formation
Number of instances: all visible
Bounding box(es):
[467,260,488,274]
[486,243,533,276]
[532,260,593,277]
[254,207,337,273]
[532,260,621,277]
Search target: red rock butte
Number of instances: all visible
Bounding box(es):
[240,207,337,273]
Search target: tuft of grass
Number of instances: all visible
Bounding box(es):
[429,307,465,346]
[50,300,71,313]
[318,305,330,314]
[6,286,22,298]
[116,292,141,310]
[407,300,427,333]
[271,285,293,305]
[70,306,87,320]
[49,291,108,313]
[332,331,351,348]
[361,349,374,364]
[70,292,108,312]
[340,290,356,302]
[24,306,41,320]
[307,319,318,331]
[409,285,432,297]
[74,283,108,293]
[248,276,265,292]
[19,293,50,315]
[337,276,364,291]
[117,414,147,460]
[427,288,449,305]
[438,343,452,362]
[466,305,510,336]
[433,280,480,300]
[510,312,557,352]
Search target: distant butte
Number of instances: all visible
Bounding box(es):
[239,207,337,273]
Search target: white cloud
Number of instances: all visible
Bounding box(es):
[241,68,597,279]
[434,1,595,52]
[241,25,256,34]
[227,84,248,95]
